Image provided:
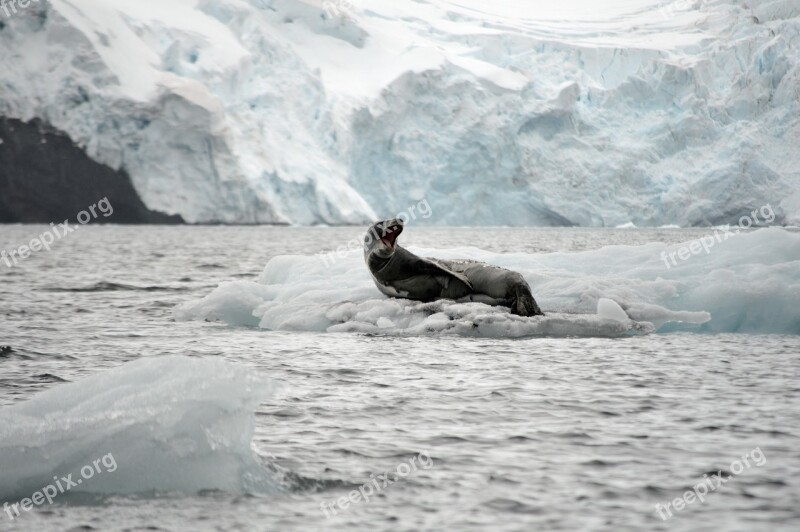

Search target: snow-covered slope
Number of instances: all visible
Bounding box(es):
[1,0,798,225]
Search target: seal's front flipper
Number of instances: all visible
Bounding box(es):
[417,257,474,290]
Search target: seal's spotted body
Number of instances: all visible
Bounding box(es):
[364,219,544,317]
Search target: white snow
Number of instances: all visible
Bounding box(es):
[0,355,281,500]
[0,0,798,225]
[174,227,800,336]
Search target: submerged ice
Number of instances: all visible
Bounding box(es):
[174,228,800,336]
[0,356,281,502]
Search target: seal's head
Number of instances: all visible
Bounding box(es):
[364,218,404,259]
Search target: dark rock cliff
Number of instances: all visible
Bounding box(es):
[0,117,183,224]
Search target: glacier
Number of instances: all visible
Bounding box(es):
[0,0,798,225]
[174,228,800,336]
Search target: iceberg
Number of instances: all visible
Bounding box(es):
[174,228,800,336]
[0,355,282,502]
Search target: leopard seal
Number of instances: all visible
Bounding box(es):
[363,218,544,316]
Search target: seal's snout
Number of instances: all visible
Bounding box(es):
[380,218,404,249]
[365,218,405,257]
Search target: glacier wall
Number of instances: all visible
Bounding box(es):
[0,0,798,226]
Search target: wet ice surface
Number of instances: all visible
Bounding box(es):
[0,226,799,531]
[174,226,800,335]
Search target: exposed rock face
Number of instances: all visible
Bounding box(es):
[0,118,183,224]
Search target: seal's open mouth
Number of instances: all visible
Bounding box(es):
[380,223,403,248]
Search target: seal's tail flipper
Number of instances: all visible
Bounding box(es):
[511,284,544,317]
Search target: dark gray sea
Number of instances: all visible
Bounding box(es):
[1,226,798,531]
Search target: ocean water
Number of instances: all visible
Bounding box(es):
[1,226,799,531]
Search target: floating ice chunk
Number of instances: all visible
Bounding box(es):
[0,356,281,501]
[597,298,630,323]
[173,282,276,327]
[175,228,800,335]
[623,302,710,330]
